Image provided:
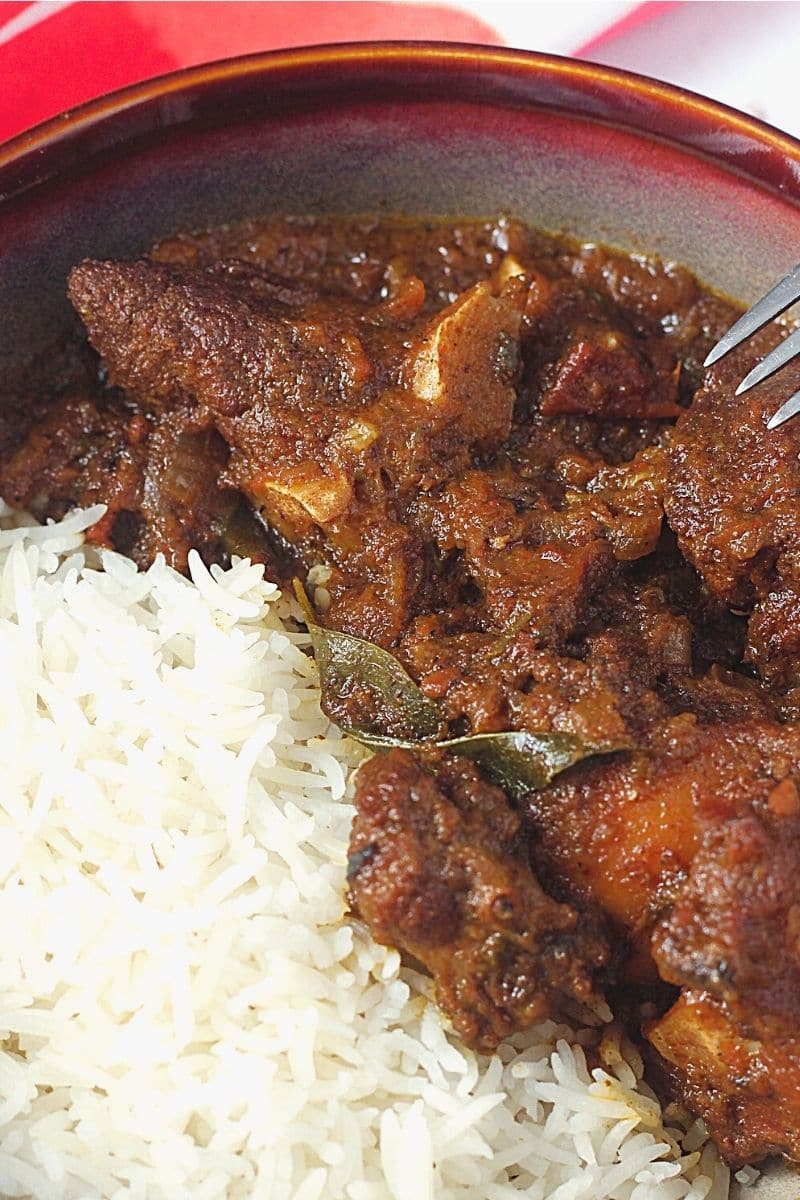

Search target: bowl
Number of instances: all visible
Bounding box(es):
[0,42,798,1197]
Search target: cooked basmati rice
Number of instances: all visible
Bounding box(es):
[0,503,732,1199]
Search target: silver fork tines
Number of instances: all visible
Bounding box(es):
[704,262,800,369]
[766,391,800,431]
[735,325,800,395]
[703,261,800,430]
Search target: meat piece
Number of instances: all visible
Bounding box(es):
[528,719,800,1161]
[582,447,666,561]
[398,459,675,748]
[348,749,610,1051]
[0,387,150,550]
[528,719,800,958]
[540,329,680,420]
[646,803,800,1161]
[68,258,524,642]
[653,808,800,1036]
[647,991,800,1167]
[568,244,700,331]
[399,610,669,747]
[648,762,800,1167]
[415,467,614,639]
[0,384,268,571]
[409,281,521,455]
[68,259,521,512]
[397,525,754,751]
[666,326,800,685]
[68,259,373,539]
[746,582,800,688]
[68,258,372,420]
[514,256,684,456]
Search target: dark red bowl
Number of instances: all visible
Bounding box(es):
[0,42,798,1197]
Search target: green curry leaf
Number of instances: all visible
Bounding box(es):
[293,579,443,742]
[349,729,614,800]
[440,731,595,798]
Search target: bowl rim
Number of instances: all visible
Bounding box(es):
[2,41,800,203]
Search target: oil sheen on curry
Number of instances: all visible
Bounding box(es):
[3,215,800,1169]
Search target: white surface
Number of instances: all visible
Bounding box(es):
[449,0,637,54]
[448,0,800,140]
[583,1,800,139]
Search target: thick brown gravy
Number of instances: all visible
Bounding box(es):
[4,214,800,1166]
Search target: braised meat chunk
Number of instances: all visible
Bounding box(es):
[646,800,800,1167]
[0,384,270,571]
[647,991,800,1169]
[666,327,800,686]
[68,255,524,645]
[528,719,800,947]
[349,748,610,1051]
[527,717,800,1162]
[653,806,800,1034]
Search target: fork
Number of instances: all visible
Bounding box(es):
[703,263,800,429]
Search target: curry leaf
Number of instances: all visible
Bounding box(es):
[350,729,615,800]
[440,731,595,798]
[293,579,443,741]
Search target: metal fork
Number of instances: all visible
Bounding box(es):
[703,263,800,429]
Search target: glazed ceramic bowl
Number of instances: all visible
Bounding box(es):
[0,43,798,1197]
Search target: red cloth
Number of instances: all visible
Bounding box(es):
[0,1,502,144]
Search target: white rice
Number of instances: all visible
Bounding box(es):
[0,503,732,1200]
